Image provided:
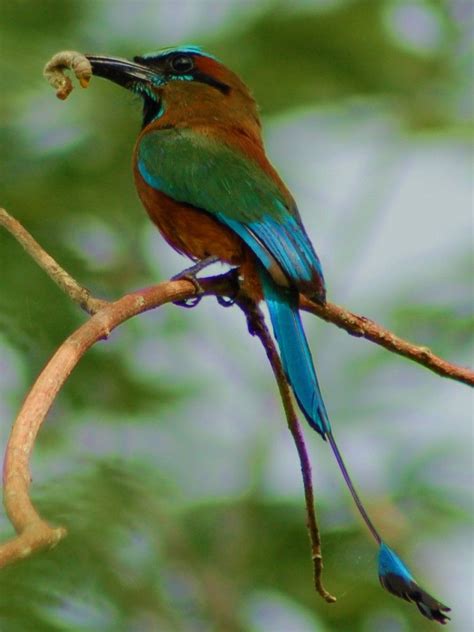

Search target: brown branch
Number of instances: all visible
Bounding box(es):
[300,297,474,386]
[238,296,336,603]
[2,207,471,385]
[0,208,107,315]
[0,275,233,568]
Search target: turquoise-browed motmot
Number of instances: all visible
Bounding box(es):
[82,46,449,623]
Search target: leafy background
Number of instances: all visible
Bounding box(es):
[0,1,472,630]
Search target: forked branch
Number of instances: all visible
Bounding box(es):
[0,207,472,576]
[0,273,235,568]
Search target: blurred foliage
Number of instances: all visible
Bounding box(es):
[0,461,458,631]
[0,1,472,631]
[214,0,455,127]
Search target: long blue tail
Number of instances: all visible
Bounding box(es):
[259,269,450,624]
[259,269,330,438]
[260,269,379,538]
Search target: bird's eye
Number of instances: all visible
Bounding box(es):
[169,55,194,74]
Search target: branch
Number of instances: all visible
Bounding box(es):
[2,207,470,385]
[0,208,107,315]
[0,275,233,568]
[0,207,472,570]
[238,296,336,603]
[0,264,334,601]
[300,297,473,386]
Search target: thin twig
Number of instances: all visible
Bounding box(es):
[0,208,107,314]
[300,297,473,387]
[2,207,470,385]
[237,295,336,603]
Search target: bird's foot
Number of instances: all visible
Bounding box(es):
[172,273,204,308]
[171,256,219,308]
[216,267,240,307]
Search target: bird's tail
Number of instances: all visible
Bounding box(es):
[260,269,379,534]
[259,269,330,438]
[259,269,450,623]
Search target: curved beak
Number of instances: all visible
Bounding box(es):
[85,55,155,89]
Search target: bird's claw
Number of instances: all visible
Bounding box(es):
[216,269,240,308]
[172,272,205,309]
[173,295,203,309]
[216,294,236,308]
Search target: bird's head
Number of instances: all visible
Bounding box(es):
[86,46,260,132]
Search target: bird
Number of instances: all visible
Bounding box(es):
[83,45,450,624]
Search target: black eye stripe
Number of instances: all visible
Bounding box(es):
[133,54,230,95]
[193,71,230,95]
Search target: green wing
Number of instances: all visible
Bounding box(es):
[137,128,324,286]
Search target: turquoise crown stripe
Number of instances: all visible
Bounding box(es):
[140,45,218,61]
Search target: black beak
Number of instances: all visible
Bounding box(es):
[85,55,154,89]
